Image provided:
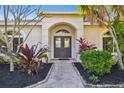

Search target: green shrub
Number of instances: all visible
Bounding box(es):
[11,57,21,65]
[0,55,21,65]
[89,75,99,84]
[0,56,5,64]
[80,50,115,76]
[0,39,6,47]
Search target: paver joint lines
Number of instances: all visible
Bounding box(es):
[35,60,84,88]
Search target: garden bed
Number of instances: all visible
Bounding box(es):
[74,62,124,88]
[0,63,52,88]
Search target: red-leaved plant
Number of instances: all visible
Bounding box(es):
[77,37,95,53]
[18,43,48,75]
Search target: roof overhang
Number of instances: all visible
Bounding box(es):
[42,10,80,15]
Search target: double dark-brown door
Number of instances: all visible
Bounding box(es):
[54,36,71,59]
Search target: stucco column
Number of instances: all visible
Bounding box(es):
[41,29,48,46]
[76,28,84,62]
[41,28,50,62]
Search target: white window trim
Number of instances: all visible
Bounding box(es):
[1,29,24,51]
[102,31,115,53]
[8,36,23,51]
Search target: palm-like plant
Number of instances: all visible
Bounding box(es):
[113,20,124,63]
[77,37,95,53]
[78,5,124,70]
[18,43,48,75]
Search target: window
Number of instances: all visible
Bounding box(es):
[56,29,70,34]
[64,38,70,48]
[55,29,70,36]
[103,31,114,52]
[55,38,61,48]
[2,30,23,52]
[13,38,23,52]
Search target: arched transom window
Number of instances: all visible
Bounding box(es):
[55,29,71,36]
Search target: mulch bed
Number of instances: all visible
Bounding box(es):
[74,62,124,85]
[0,63,52,88]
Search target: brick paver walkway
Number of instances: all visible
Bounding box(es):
[34,60,84,88]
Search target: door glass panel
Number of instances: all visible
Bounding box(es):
[55,38,61,48]
[64,38,70,48]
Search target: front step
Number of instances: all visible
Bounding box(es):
[49,58,76,63]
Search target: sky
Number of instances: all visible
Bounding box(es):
[0,5,77,20]
[41,5,77,10]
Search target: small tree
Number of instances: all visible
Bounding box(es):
[18,44,48,75]
[78,5,124,70]
[112,20,124,63]
[0,5,46,72]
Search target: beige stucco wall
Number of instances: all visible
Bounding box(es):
[0,12,84,61]
[0,25,42,49]
[84,25,108,50]
[0,12,110,61]
[41,14,84,61]
[23,26,42,48]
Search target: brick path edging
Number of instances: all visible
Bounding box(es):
[72,63,86,87]
[72,63,124,88]
[85,84,124,88]
[25,64,54,88]
[26,62,124,88]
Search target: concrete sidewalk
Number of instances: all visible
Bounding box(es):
[34,60,84,88]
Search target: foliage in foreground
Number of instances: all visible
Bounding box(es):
[18,44,48,75]
[89,75,99,84]
[113,21,124,63]
[80,50,115,76]
[0,56,5,64]
[78,5,124,70]
[0,55,21,65]
[77,37,95,53]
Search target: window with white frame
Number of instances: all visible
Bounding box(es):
[103,31,115,53]
[3,30,23,52]
[13,37,23,52]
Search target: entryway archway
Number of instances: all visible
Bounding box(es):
[48,22,76,59]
